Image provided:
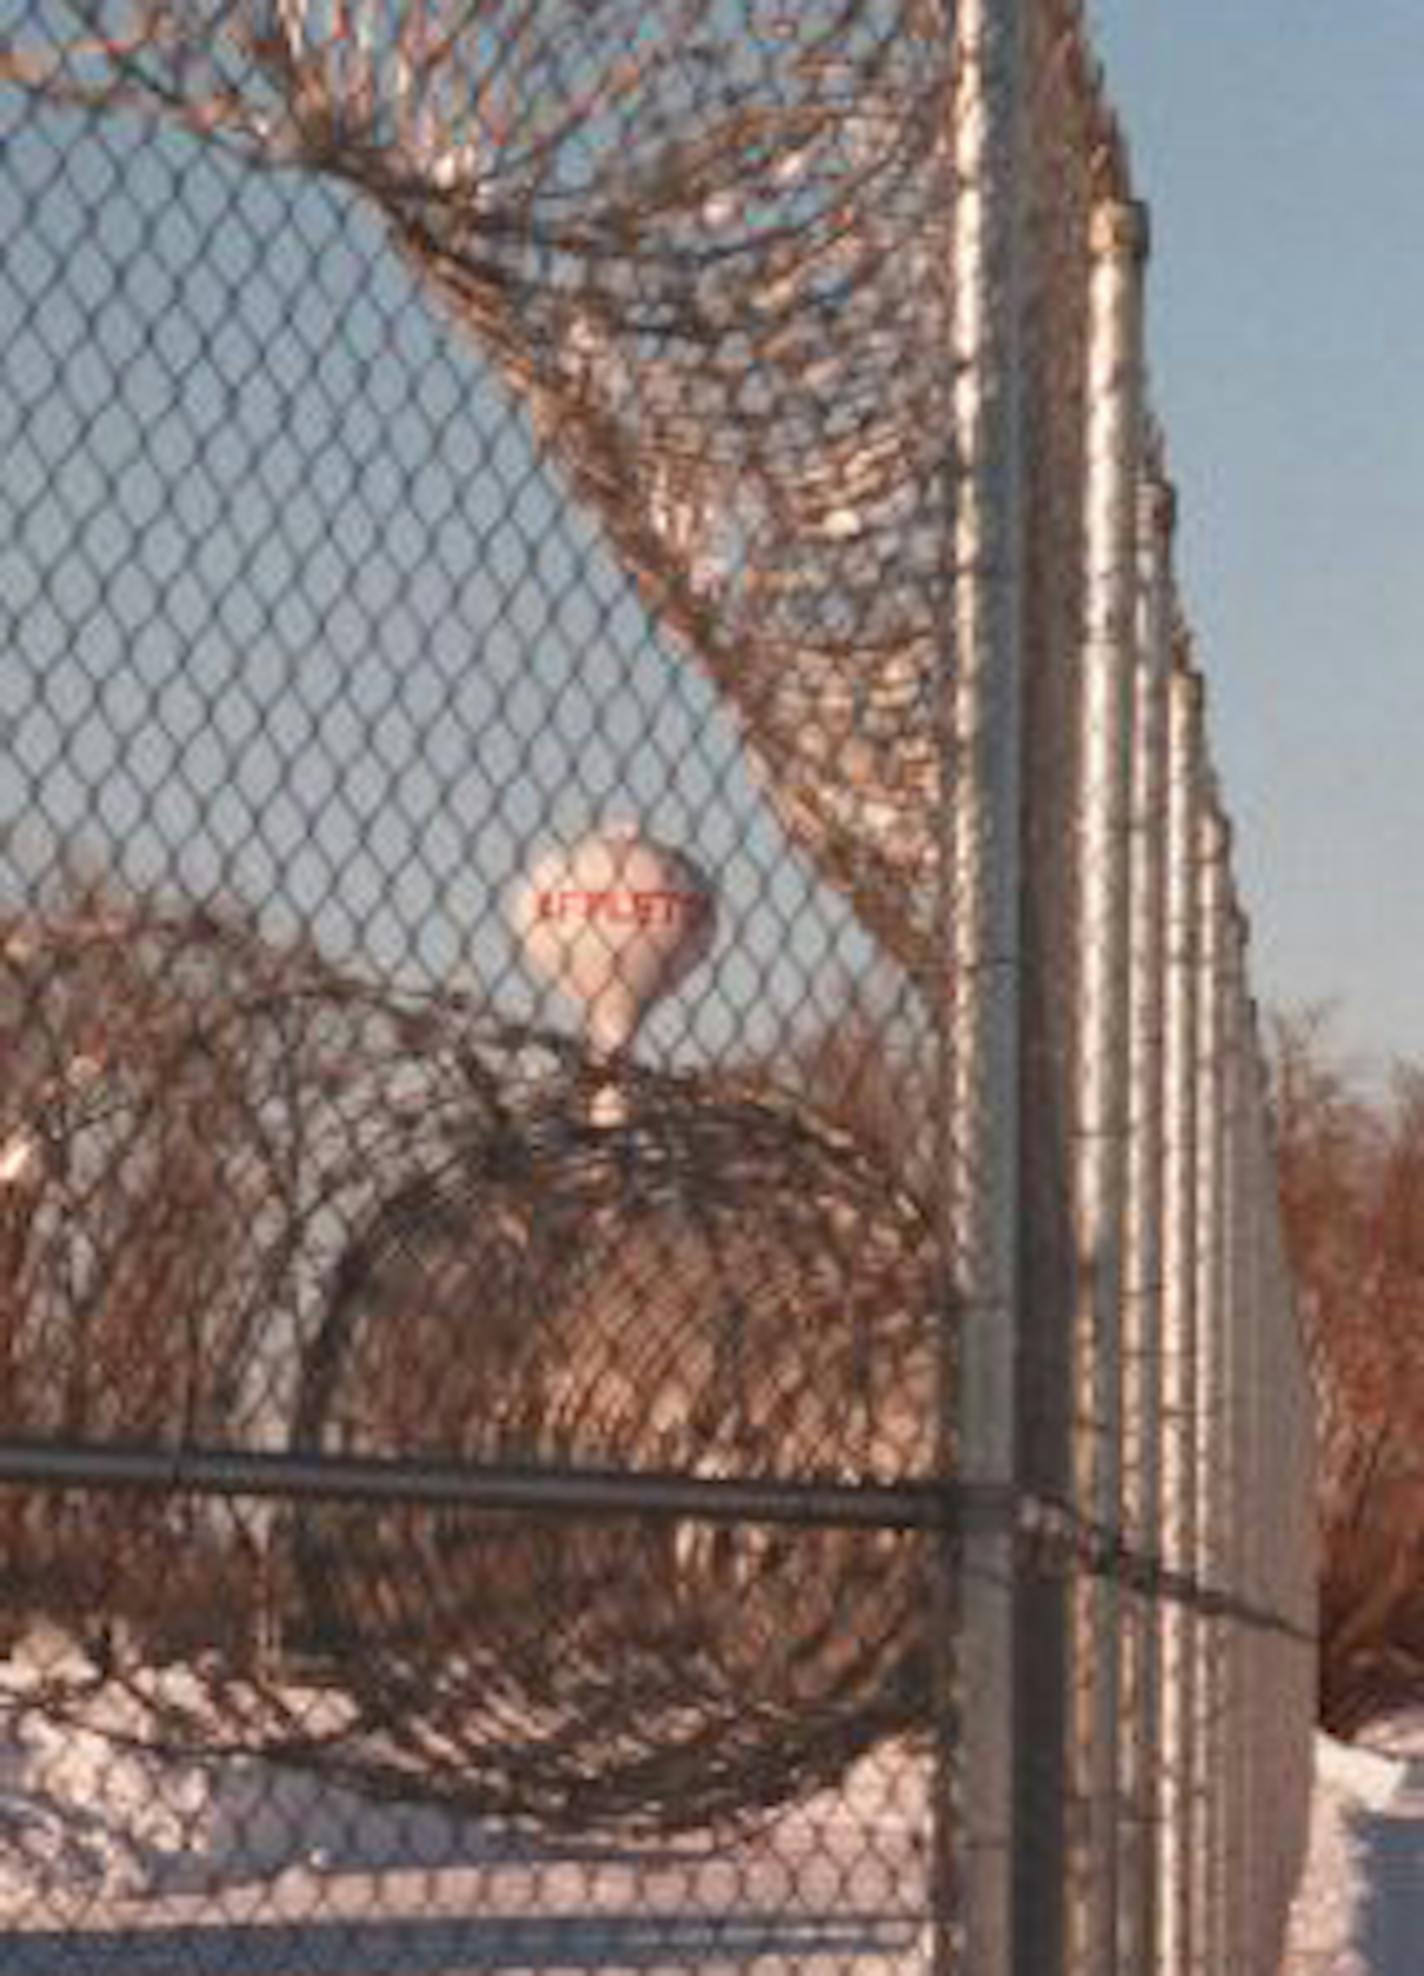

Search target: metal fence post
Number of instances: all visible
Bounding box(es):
[1223,906,1254,1976]
[1244,1001,1274,1975]
[1232,995,1264,1976]
[1158,661,1204,1976]
[1069,192,1148,1976]
[1209,888,1245,1976]
[1192,788,1230,1976]
[941,3,1028,1974]
[1120,468,1175,1973]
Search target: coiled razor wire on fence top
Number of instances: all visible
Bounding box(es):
[1,0,960,975]
[0,894,939,1832]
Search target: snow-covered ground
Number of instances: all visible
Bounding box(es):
[0,1642,933,1974]
[5,1632,1421,1975]
[1280,1714,1424,1976]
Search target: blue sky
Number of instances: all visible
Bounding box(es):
[1089,2,1424,1076]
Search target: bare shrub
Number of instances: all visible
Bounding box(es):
[1271,1011,1424,1733]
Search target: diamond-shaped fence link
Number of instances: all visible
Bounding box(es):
[1,2,1314,1973]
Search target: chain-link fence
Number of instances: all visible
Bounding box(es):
[0,2,1315,1972]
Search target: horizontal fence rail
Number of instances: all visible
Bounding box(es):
[0,2,1316,1972]
[0,1437,1313,1643]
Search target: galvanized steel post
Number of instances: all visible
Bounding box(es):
[1120,468,1174,1973]
[940,3,1028,1974]
[1192,788,1230,1976]
[1234,995,1267,1975]
[1070,192,1148,1976]
[1222,906,1255,1976]
[1158,662,1204,1976]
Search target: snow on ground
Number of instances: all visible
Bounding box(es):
[1280,1714,1424,1976]
[8,1634,1421,1976]
[0,1643,934,1973]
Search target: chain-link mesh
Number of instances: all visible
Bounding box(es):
[1,2,1315,1972]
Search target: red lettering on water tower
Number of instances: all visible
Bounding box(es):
[533,889,709,928]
